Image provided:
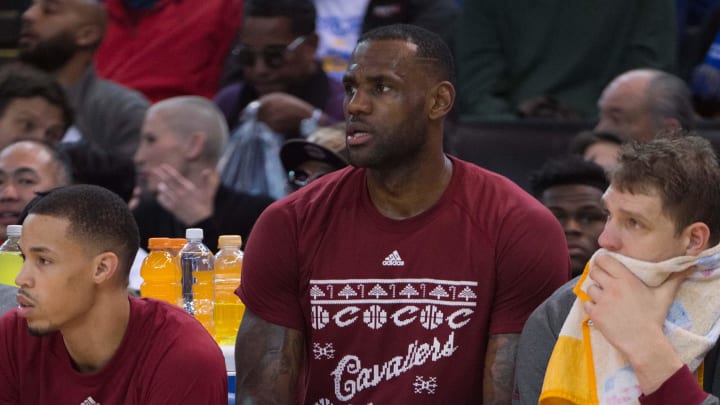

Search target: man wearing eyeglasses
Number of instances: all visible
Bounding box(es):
[214,0,345,137]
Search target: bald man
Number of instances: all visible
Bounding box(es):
[19,0,149,157]
[0,140,72,241]
[595,69,695,142]
[133,96,273,252]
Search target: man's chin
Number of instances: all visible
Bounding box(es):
[26,323,54,337]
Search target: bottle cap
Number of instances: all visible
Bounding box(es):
[169,238,187,251]
[185,228,203,240]
[6,225,21,237]
[218,235,242,249]
[148,237,171,249]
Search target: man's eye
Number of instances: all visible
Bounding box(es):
[375,83,390,93]
[19,119,36,132]
[343,85,356,97]
[17,178,37,186]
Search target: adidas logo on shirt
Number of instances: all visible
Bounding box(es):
[81,397,100,405]
[382,250,405,266]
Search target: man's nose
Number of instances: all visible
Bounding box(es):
[597,222,619,251]
[345,90,371,116]
[0,183,20,201]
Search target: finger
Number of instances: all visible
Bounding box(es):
[586,283,603,301]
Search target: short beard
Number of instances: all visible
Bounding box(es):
[19,29,78,73]
[27,326,52,337]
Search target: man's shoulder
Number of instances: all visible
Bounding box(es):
[0,285,17,315]
[129,298,221,351]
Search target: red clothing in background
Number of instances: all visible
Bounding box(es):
[96,0,242,102]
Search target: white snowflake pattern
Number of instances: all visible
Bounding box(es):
[413,376,438,394]
[313,342,335,360]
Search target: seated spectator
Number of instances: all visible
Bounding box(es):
[0,64,72,150]
[0,184,227,403]
[514,135,720,404]
[456,1,676,120]
[0,140,72,241]
[569,130,626,171]
[133,96,273,252]
[280,123,347,193]
[596,69,694,142]
[19,0,149,157]
[222,0,459,84]
[215,0,345,200]
[59,140,146,293]
[214,0,344,133]
[529,155,609,278]
[96,0,242,102]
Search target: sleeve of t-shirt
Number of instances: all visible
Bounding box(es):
[638,365,711,405]
[237,202,304,331]
[489,201,570,335]
[0,311,20,404]
[143,335,228,404]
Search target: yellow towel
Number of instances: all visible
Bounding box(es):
[539,245,720,405]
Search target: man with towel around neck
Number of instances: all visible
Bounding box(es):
[514,134,720,405]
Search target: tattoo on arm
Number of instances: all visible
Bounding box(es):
[483,333,520,405]
[235,310,305,404]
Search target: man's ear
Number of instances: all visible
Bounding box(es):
[93,251,119,284]
[75,23,103,49]
[427,81,455,120]
[185,132,207,160]
[684,222,710,255]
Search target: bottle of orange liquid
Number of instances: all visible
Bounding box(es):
[140,238,181,306]
[214,235,245,345]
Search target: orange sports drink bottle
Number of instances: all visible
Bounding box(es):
[213,235,245,345]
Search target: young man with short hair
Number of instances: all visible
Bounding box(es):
[0,184,227,403]
[514,135,720,405]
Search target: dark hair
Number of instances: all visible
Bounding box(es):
[569,130,626,156]
[647,71,695,131]
[610,134,720,244]
[26,184,140,285]
[58,140,136,203]
[0,64,73,132]
[530,155,609,198]
[357,23,456,84]
[244,0,316,35]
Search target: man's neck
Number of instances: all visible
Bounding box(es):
[61,292,131,374]
[366,150,453,220]
[54,52,94,88]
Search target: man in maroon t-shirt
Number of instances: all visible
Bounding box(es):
[234,24,570,404]
[0,185,227,404]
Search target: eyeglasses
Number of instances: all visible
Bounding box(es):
[287,168,328,188]
[233,36,307,69]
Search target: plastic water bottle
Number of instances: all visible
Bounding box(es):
[0,225,22,286]
[180,228,215,335]
[140,238,181,306]
[214,235,245,345]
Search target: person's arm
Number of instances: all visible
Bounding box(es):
[513,279,579,405]
[454,2,514,119]
[622,0,676,72]
[235,310,304,404]
[584,253,707,403]
[484,333,520,404]
[257,93,330,135]
[639,365,714,405]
